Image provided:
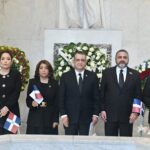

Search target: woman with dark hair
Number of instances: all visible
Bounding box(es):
[26,60,59,134]
[0,50,21,135]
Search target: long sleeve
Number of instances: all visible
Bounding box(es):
[59,74,67,116]
[92,73,101,115]
[5,71,21,109]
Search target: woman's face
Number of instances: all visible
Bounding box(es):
[39,63,49,78]
[0,53,12,69]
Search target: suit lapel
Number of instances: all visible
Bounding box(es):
[112,66,119,87]
[123,67,133,88]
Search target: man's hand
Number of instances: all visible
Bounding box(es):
[62,116,69,127]
[92,115,98,125]
[52,122,59,128]
[129,113,138,123]
[100,111,107,122]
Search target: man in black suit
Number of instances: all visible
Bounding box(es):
[100,49,141,136]
[59,51,100,135]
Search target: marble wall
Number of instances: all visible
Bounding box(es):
[0,0,150,135]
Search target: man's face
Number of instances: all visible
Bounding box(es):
[73,53,87,71]
[115,51,129,68]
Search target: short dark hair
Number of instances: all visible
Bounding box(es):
[0,50,13,60]
[115,49,129,58]
[73,51,86,58]
[34,60,53,79]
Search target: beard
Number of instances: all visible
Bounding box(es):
[117,61,128,69]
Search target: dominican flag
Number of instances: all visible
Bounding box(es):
[3,112,20,134]
[29,85,43,104]
[132,98,144,116]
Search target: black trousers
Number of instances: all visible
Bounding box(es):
[64,123,90,135]
[105,121,133,136]
[26,126,58,135]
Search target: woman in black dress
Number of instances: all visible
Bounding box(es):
[0,50,21,135]
[26,60,59,134]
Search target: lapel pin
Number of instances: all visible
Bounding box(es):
[49,85,51,88]
[129,72,133,75]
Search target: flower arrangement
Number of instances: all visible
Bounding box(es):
[54,42,110,81]
[0,46,30,91]
[135,59,150,90]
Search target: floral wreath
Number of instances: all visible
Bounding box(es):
[54,42,110,81]
[0,46,30,91]
[135,59,150,87]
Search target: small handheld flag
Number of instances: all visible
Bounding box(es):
[3,112,21,134]
[29,85,43,104]
[132,98,144,116]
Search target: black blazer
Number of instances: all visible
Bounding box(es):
[59,69,100,124]
[100,66,142,123]
[26,78,59,127]
[0,69,21,126]
[143,76,150,108]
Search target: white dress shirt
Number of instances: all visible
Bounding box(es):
[116,66,127,83]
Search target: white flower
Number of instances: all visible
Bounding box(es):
[82,46,88,50]
[65,66,70,72]
[102,60,106,64]
[96,56,100,60]
[58,71,63,76]
[97,73,102,78]
[58,66,62,70]
[88,52,92,56]
[90,61,96,68]
[19,66,23,72]
[69,49,73,53]
[60,60,65,66]
[76,46,81,50]
[89,47,94,52]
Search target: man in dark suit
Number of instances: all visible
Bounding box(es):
[59,51,100,135]
[100,49,142,136]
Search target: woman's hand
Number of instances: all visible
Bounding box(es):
[0,106,9,117]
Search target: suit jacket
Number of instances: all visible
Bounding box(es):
[59,69,100,124]
[100,66,142,123]
[26,78,59,127]
[0,69,21,126]
[143,76,150,108]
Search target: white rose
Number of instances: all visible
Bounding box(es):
[67,54,72,59]
[76,47,81,50]
[96,56,100,60]
[90,61,95,68]
[88,52,92,56]
[65,66,70,72]
[19,66,23,72]
[58,71,63,76]
[89,47,94,52]
[97,73,102,78]
[96,51,101,56]
[102,60,106,64]
[82,46,88,50]
[60,60,65,66]
[69,49,73,53]
[58,66,62,70]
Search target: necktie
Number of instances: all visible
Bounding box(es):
[119,70,124,88]
[78,73,83,93]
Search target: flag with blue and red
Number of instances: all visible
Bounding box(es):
[132,98,144,117]
[29,85,43,104]
[3,112,20,134]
